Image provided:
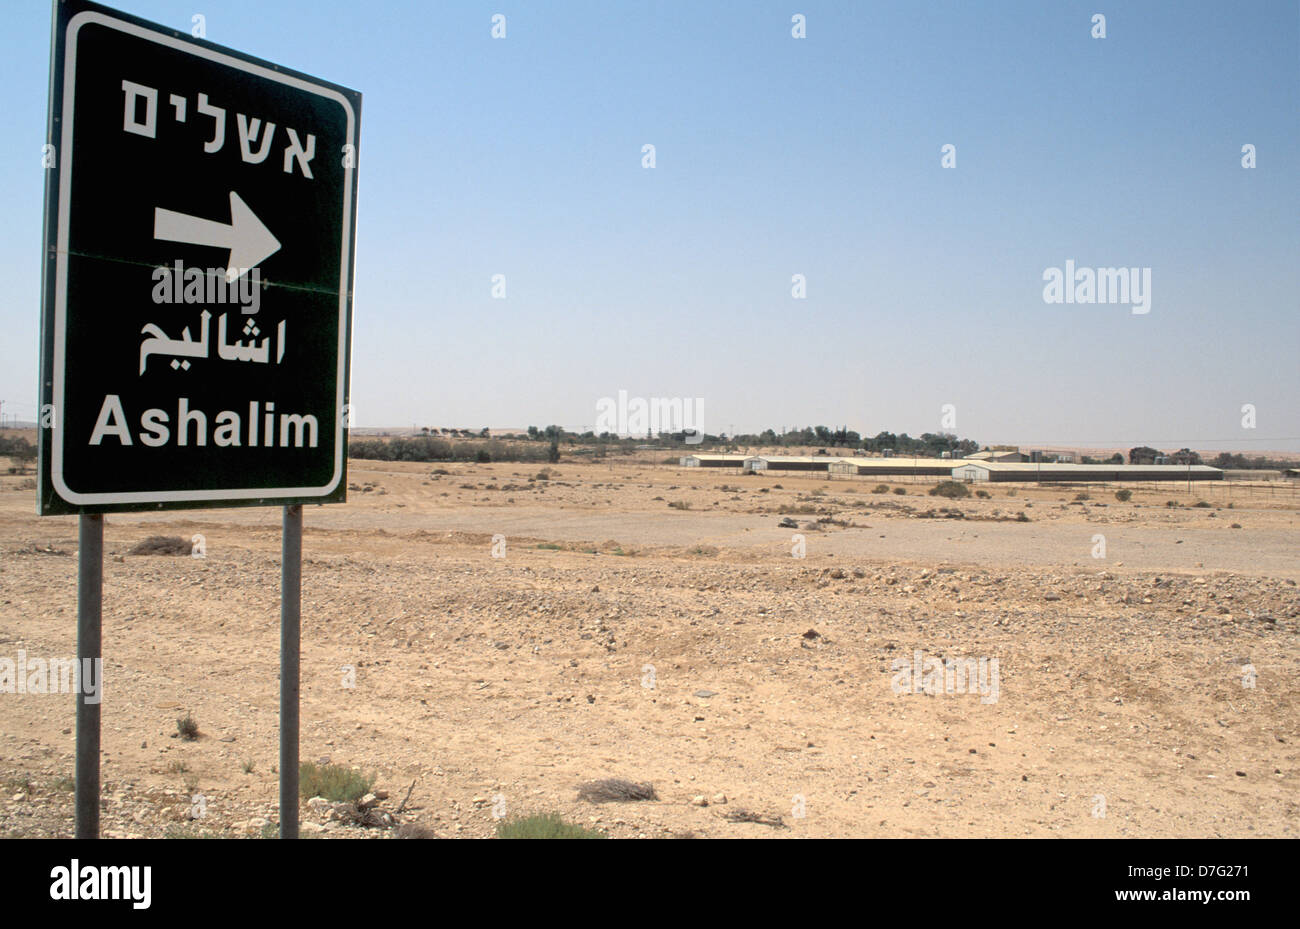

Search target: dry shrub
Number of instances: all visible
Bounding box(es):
[576,778,658,803]
[720,807,786,828]
[130,535,190,556]
[393,823,438,839]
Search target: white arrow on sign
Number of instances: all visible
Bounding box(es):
[154,191,281,283]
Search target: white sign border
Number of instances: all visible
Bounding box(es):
[51,11,355,506]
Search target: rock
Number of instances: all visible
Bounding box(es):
[1044,593,1061,601]
[306,796,331,812]
[694,690,717,698]
[300,822,325,835]
[778,517,798,529]
[373,789,389,801]
[359,793,379,810]
[691,795,709,807]
[712,793,727,805]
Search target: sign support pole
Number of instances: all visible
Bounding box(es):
[279,504,302,838]
[75,513,102,839]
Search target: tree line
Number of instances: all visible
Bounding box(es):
[346,428,1296,468]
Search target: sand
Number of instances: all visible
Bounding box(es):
[0,457,1295,837]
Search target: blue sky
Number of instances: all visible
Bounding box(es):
[3,0,1297,450]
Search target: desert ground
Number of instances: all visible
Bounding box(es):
[0,454,1296,838]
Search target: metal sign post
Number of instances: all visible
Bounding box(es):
[74,514,102,839]
[279,504,302,839]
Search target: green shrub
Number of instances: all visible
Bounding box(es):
[872,484,890,494]
[349,436,552,464]
[298,761,374,802]
[892,487,906,495]
[496,813,606,839]
[929,481,970,499]
[163,824,208,839]
[975,490,990,498]
[1114,489,1132,502]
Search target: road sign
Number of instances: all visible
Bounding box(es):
[39,0,361,514]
